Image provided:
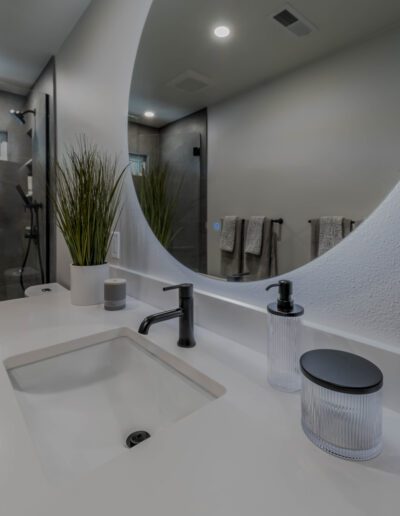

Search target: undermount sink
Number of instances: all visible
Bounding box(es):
[6,328,224,485]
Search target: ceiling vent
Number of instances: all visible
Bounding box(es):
[167,70,211,93]
[272,5,316,37]
[128,113,140,123]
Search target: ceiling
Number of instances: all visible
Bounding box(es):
[0,0,92,95]
[130,0,400,128]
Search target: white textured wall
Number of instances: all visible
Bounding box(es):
[207,28,400,276]
[55,0,154,283]
[56,0,400,348]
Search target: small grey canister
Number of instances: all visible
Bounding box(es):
[104,278,126,311]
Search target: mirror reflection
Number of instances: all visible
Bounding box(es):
[128,0,400,281]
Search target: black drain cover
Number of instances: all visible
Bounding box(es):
[126,431,151,449]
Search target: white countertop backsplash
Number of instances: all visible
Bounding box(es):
[0,290,399,516]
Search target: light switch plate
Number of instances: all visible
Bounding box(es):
[111,231,120,259]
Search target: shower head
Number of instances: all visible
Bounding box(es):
[9,109,36,125]
[9,109,25,124]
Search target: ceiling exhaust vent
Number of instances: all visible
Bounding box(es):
[167,70,211,93]
[272,5,316,37]
[274,9,298,27]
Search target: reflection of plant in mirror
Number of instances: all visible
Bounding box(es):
[53,137,125,266]
[134,164,182,249]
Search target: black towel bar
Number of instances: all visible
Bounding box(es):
[272,218,284,225]
[308,219,355,224]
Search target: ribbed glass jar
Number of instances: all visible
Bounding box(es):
[266,313,302,392]
[301,375,383,460]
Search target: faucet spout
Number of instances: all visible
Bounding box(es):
[138,308,183,335]
[138,284,196,348]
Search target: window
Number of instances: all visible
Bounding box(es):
[0,131,8,161]
[129,153,147,176]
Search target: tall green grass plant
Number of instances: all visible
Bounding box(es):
[54,138,125,266]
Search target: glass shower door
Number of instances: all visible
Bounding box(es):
[160,131,206,273]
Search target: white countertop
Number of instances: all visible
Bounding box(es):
[0,291,399,516]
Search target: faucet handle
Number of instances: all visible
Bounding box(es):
[163,283,193,298]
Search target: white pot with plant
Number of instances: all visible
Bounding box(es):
[54,138,125,306]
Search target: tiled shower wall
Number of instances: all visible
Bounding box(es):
[0,59,56,300]
[0,90,33,300]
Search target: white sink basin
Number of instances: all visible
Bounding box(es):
[6,328,224,485]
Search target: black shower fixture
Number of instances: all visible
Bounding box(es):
[16,184,45,292]
[9,108,36,125]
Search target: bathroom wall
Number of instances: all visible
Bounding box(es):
[0,163,34,300]
[159,109,207,273]
[0,59,57,299]
[0,90,33,299]
[207,26,400,276]
[128,121,160,166]
[0,91,31,164]
[55,0,400,348]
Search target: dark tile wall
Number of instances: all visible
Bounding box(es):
[0,59,55,299]
[0,90,31,164]
[159,109,207,273]
[128,121,160,166]
[0,90,34,299]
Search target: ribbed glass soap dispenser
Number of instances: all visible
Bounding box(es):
[266,280,304,392]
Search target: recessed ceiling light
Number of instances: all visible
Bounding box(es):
[144,111,155,118]
[214,26,231,39]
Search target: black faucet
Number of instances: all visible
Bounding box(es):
[138,283,196,348]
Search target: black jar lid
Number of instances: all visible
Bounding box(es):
[300,349,383,394]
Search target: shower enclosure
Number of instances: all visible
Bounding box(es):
[128,109,208,273]
[0,89,52,300]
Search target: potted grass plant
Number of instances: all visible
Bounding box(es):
[54,138,125,305]
[133,163,182,249]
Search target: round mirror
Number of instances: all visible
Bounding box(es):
[128,0,400,282]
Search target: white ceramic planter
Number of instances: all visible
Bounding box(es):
[70,264,109,306]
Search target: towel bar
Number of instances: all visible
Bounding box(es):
[308,219,355,224]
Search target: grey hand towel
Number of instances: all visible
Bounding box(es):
[244,218,278,280]
[220,216,238,252]
[245,216,265,256]
[221,218,244,278]
[318,216,345,256]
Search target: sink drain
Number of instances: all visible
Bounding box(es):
[126,430,151,449]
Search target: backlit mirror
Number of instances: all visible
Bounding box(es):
[128,0,400,281]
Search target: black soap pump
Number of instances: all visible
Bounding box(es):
[266,280,304,317]
[265,280,304,392]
